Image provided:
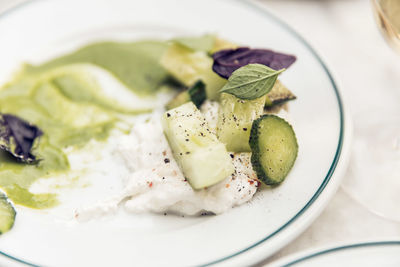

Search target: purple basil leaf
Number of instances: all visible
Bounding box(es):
[212,47,296,78]
[0,114,43,163]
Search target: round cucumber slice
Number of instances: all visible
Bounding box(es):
[249,114,298,185]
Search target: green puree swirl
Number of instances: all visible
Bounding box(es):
[0,40,169,209]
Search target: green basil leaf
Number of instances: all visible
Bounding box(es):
[219,64,285,100]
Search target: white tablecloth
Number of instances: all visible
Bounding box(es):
[257,0,400,265]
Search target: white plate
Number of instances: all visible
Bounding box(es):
[268,241,400,267]
[0,0,351,266]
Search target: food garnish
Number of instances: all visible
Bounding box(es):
[212,47,296,79]
[0,114,43,163]
[219,64,284,100]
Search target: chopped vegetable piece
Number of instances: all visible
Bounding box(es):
[165,81,206,110]
[162,102,234,189]
[265,80,296,107]
[249,115,298,185]
[217,93,266,152]
[0,193,16,234]
[160,43,226,100]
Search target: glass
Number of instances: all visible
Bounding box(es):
[341,0,400,222]
[372,0,400,53]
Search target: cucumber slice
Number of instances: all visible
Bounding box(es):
[0,193,16,234]
[162,102,234,189]
[265,80,296,107]
[165,81,206,110]
[249,115,298,185]
[160,43,226,100]
[217,93,266,152]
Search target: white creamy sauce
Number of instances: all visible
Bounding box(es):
[74,102,259,220]
[31,101,260,221]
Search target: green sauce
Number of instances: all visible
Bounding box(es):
[25,41,169,95]
[0,40,169,208]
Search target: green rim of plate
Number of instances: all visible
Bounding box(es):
[0,1,345,266]
[280,241,400,266]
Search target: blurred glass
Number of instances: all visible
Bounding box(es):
[372,0,400,53]
[341,0,400,223]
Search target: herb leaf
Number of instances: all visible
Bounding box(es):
[188,80,207,108]
[173,34,215,52]
[219,64,284,100]
[0,114,43,163]
[212,47,296,78]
